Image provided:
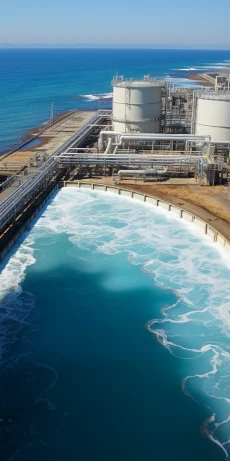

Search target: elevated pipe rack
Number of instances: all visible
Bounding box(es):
[0,113,109,233]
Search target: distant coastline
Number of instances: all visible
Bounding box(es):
[1,44,230,50]
[186,73,213,86]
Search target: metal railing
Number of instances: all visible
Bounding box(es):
[56,153,201,167]
[112,75,166,87]
[195,89,230,100]
[0,174,22,192]
[0,113,107,232]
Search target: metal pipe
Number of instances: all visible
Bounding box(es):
[99,130,211,147]
[104,137,112,155]
[59,153,201,160]
[98,131,122,149]
[118,135,209,145]
[57,153,202,167]
[125,133,208,138]
[185,139,205,151]
[0,113,106,230]
[118,168,167,177]
[206,140,230,144]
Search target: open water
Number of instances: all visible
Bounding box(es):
[0,188,230,460]
[1,49,230,460]
[1,48,230,151]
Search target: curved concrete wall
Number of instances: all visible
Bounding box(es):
[63,182,230,251]
[0,184,59,261]
[2,180,228,264]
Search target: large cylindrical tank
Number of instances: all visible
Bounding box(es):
[112,78,163,133]
[195,93,230,141]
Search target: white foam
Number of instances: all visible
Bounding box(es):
[81,94,99,101]
[165,76,201,88]
[2,187,230,454]
[202,414,229,460]
[176,67,198,71]
[81,92,113,101]
[53,188,230,453]
[174,62,230,74]
[0,233,36,364]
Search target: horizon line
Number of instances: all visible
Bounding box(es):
[1,43,230,51]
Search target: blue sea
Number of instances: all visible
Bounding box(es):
[1,48,230,151]
[1,49,230,460]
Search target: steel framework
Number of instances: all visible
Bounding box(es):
[0,112,110,232]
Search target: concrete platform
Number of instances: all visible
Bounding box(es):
[0,111,96,202]
[31,111,96,158]
[0,111,96,174]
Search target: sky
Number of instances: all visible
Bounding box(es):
[1,0,230,48]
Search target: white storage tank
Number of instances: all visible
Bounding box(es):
[112,76,164,133]
[195,93,230,141]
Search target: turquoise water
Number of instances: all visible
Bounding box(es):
[0,188,230,460]
[1,48,230,151]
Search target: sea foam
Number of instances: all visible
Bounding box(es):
[80,93,113,101]
[1,187,230,457]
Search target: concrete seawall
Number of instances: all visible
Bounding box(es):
[0,184,59,262]
[61,181,230,251]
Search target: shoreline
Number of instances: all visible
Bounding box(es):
[186,73,213,86]
[0,108,94,158]
[0,111,71,158]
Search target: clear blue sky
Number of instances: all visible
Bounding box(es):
[1,0,230,48]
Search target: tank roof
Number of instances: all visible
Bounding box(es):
[112,75,165,88]
[196,91,230,101]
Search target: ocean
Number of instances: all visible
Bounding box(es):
[1,49,230,460]
[1,187,230,460]
[1,48,230,151]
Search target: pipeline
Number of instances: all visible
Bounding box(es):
[0,113,107,232]
[99,131,121,149]
[57,153,201,167]
[118,134,210,146]
[206,140,230,145]
[104,137,112,155]
[118,168,167,178]
[99,130,211,149]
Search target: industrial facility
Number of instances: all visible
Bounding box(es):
[112,75,164,133]
[1,74,230,242]
[57,75,230,186]
[194,91,230,141]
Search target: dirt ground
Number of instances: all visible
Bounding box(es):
[127,183,230,222]
[76,177,230,242]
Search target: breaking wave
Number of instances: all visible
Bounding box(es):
[165,76,201,88]
[80,92,113,101]
[176,67,198,71]
[174,61,230,73]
